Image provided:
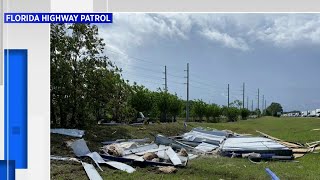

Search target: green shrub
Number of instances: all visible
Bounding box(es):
[223,107,240,122]
[240,108,250,120]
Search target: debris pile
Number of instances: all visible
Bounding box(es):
[51,127,319,179]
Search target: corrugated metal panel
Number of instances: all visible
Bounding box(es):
[165,147,182,165]
[194,142,219,153]
[82,162,103,180]
[221,137,289,151]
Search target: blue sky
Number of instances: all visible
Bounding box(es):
[98,13,320,111]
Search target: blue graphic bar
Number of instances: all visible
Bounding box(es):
[0,160,15,180]
[4,13,113,23]
[4,49,28,169]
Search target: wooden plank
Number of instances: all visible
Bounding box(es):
[293,153,305,158]
[292,148,310,153]
[256,130,303,148]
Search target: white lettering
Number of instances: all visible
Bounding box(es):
[42,14,48,21]
[73,15,78,21]
[6,14,11,21]
[80,15,86,21]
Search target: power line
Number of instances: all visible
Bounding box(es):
[106,46,187,71]
[115,61,163,74]
[122,71,163,81]
[106,47,165,67]
[167,73,185,79]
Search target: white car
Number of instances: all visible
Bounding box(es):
[316,109,320,117]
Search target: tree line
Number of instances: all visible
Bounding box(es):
[51,24,282,129]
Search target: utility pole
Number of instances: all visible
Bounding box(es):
[265,99,267,114]
[242,82,245,109]
[247,96,249,109]
[251,100,253,111]
[184,63,189,123]
[262,95,265,115]
[163,65,168,92]
[257,88,260,110]
[227,84,230,107]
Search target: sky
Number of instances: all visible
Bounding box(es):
[97,13,320,112]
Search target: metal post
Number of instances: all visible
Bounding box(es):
[257,88,260,111]
[164,66,167,92]
[251,100,253,111]
[227,84,230,107]
[185,63,189,122]
[242,82,245,109]
[262,95,264,115]
[265,100,267,114]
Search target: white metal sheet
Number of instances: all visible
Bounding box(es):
[194,142,219,152]
[82,162,103,180]
[165,147,182,165]
[221,137,289,151]
[51,128,85,138]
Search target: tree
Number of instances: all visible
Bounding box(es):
[223,107,240,122]
[266,102,283,117]
[168,94,183,122]
[51,23,126,128]
[240,108,250,120]
[206,104,221,123]
[230,100,242,109]
[192,99,207,121]
[154,90,170,122]
[130,86,153,115]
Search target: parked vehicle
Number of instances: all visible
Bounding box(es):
[301,111,308,117]
[309,110,316,117]
[316,109,320,117]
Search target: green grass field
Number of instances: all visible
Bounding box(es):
[51,117,320,180]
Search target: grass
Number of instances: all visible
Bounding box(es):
[51,117,320,179]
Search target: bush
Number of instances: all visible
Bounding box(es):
[240,109,250,120]
[223,107,240,122]
[206,104,221,123]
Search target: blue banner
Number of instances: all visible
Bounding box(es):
[4,13,113,23]
[0,160,15,180]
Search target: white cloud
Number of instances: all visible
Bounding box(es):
[98,13,194,71]
[98,13,320,61]
[251,14,320,47]
[200,28,250,51]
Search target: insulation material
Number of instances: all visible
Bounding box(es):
[102,144,124,157]
[158,166,177,174]
[143,152,158,161]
